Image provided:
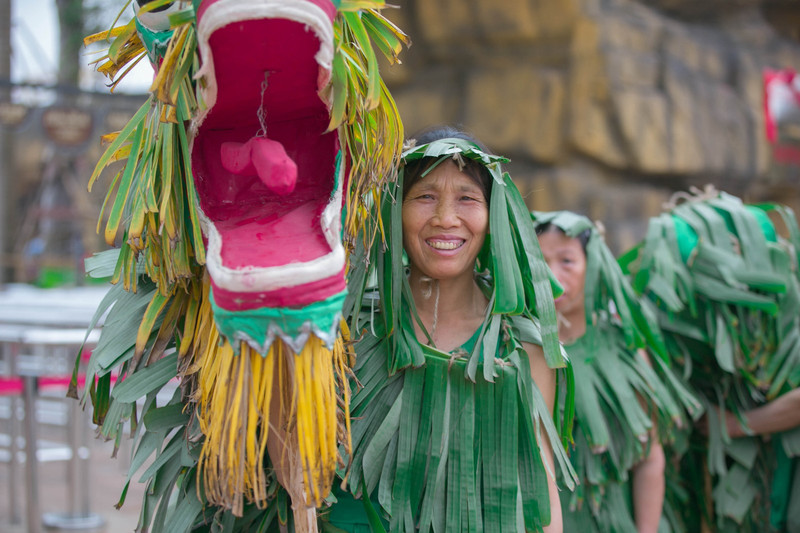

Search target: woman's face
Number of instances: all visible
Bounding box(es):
[538,229,586,318]
[402,159,489,282]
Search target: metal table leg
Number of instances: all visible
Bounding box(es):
[7,341,20,525]
[22,374,40,533]
[40,395,105,531]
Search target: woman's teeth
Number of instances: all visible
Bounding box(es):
[428,240,463,250]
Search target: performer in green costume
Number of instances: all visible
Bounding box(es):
[620,186,800,532]
[533,211,700,533]
[324,128,577,532]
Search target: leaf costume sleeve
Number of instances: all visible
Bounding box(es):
[74,0,408,531]
[327,139,577,533]
[620,187,800,532]
[531,210,701,533]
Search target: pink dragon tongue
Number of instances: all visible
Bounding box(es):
[251,137,297,195]
[220,137,298,196]
[220,141,254,174]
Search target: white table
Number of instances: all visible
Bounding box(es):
[0,284,109,532]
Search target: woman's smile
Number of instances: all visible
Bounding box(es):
[426,237,466,251]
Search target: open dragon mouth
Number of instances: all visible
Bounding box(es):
[191,0,344,314]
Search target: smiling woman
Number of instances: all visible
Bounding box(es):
[326,128,577,532]
[400,156,490,351]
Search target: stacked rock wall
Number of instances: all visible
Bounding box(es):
[387,0,800,253]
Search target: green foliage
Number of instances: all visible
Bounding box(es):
[344,314,575,532]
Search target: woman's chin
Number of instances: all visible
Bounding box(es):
[414,264,474,283]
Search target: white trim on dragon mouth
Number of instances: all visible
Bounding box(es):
[192,0,335,133]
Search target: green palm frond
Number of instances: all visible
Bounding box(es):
[346,313,575,533]
[88,11,203,295]
[329,7,410,249]
[532,210,701,532]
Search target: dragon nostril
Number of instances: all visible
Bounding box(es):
[134,0,180,33]
[135,0,174,12]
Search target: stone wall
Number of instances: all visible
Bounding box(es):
[386,0,800,253]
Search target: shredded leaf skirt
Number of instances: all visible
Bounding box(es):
[330,329,558,533]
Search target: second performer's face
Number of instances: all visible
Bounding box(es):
[402,159,489,282]
[538,229,586,319]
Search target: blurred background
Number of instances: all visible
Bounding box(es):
[2,0,800,286]
[381,0,800,254]
[0,0,149,289]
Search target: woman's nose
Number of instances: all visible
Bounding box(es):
[433,199,459,227]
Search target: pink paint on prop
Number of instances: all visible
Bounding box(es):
[219,141,255,175]
[192,0,344,312]
[195,123,336,270]
[221,137,298,195]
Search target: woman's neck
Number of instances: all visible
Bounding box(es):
[407,268,488,351]
[558,307,587,345]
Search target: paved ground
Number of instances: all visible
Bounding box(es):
[0,397,146,533]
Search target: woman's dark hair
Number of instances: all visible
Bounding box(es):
[535,222,592,255]
[402,126,494,202]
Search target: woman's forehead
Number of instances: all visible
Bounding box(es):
[410,160,484,190]
[539,229,583,251]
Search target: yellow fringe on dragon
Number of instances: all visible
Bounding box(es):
[71,0,407,531]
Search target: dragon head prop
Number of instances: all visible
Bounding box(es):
[81,0,407,528]
[191,0,348,353]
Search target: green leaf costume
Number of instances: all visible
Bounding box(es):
[532,210,700,533]
[325,139,577,532]
[620,188,800,532]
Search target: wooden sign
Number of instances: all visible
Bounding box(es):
[0,102,30,127]
[41,107,94,147]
